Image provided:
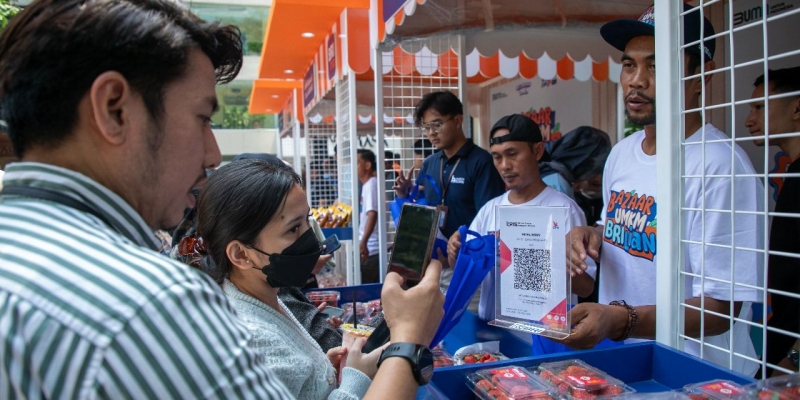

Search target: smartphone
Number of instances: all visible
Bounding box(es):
[388,204,441,288]
[320,306,345,319]
[320,234,341,255]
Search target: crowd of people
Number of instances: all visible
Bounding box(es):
[0,0,796,399]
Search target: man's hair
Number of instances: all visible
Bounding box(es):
[357,149,376,172]
[753,67,800,96]
[413,91,463,127]
[0,0,243,157]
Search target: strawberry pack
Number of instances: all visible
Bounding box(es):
[467,366,558,400]
[536,359,635,399]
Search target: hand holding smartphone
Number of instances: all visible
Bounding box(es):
[321,234,341,255]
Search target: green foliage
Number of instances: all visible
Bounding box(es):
[0,0,20,31]
[220,106,275,129]
[623,119,644,137]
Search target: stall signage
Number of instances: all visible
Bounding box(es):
[303,65,316,108]
[327,33,336,80]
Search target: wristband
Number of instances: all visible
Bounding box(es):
[609,300,638,341]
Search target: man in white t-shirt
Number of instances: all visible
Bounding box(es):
[448,114,596,321]
[563,5,765,376]
[357,149,380,283]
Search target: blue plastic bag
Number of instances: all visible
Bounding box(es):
[431,226,495,347]
[390,174,447,260]
[388,174,441,226]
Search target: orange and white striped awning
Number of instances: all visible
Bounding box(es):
[376,46,621,83]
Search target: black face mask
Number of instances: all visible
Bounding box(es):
[250,228,322,288]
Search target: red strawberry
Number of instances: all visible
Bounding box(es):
[565,365,590,375]
[476,379,493,391]
[464,355,478,364]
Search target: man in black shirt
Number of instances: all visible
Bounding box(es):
[745,66,800,375]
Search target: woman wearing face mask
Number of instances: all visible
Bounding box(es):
[196,159,380,400]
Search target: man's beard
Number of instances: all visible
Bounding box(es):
[625,108,656,126]
[625,91,656,126]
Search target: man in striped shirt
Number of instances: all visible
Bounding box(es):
[0,0,446,399]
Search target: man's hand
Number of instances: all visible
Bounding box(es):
[360,242,369,263]
[392,167,415,199]
[381,259,445,345]
[557,303,628,350]
[567,226,602,277]
[447,230,461,268]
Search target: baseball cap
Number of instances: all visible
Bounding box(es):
[600,3,716,61]
[489,114,552,162]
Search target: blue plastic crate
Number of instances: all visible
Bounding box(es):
[304,283,383,302]
[320,227,353,241]
[425,342,755,399]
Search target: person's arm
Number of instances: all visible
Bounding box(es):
[99,278,295,399]
[360,211,377,260]
[773,340,800,376]
[559,297,742,349]
[363,261,445,400]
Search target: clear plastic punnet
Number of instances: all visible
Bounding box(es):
[536,359,635,399]
[491,205,572,339]
[466,365,557,400]
[740,373,800,400]
[682,380,746,399]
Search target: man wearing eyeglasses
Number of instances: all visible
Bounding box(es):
[394,91,505,242]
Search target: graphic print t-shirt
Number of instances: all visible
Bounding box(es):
[598,131,658,306]
[599,127,764,377]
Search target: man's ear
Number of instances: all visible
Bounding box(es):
[226,240,258,271]
[534,142,545,162]
[453,114,464,126]
[88,71,134,146]
[701,60,716,87]
[791,97,800,121]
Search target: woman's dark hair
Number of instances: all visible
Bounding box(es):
[196,159,302,283]
[413,91,463,127]
[0,0,243,157]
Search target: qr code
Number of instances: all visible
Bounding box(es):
[513,248,551,292]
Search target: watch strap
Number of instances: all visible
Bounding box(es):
[377,343,433,385]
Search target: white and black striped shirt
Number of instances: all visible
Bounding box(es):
[0,162,294,399]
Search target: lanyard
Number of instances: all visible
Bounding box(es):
[439,157,462,204]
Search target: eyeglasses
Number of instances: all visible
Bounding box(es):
[419,117,453,134]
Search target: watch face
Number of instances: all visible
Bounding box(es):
[419,348,434,382]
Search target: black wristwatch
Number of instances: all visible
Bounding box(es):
[377,343,434,386]
[788,349,799,368]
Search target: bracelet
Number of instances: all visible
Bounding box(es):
[609,300,638,341]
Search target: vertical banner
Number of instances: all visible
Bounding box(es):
[327,32,337,81]
[303,64,316,109]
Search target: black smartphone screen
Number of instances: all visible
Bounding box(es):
[388,204,438,288]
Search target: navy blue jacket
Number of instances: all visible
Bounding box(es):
[419,140,505,238]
